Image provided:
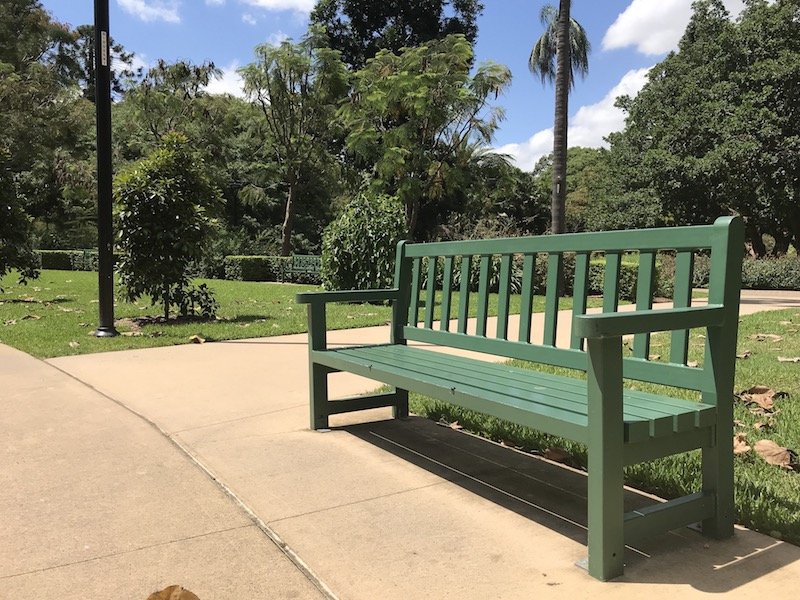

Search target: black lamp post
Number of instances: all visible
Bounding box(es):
[93,0,118,337]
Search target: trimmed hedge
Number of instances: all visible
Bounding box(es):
[741,255,800,290]
[588,259,639,301]
[36,250,109,271]
[223,255,291,282]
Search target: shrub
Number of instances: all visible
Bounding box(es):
[115,132,221,319]
[223,256,291,282]
[588,259,638,301]
[37,250,79,270]
[321,193,406,291]
[741,256,800,290]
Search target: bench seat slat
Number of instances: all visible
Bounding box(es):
[317,345,713,443]
[362,346,690,439]
[362,344,715,432]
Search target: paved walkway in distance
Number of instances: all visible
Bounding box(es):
[3,290,800,598]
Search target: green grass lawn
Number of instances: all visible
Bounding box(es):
[412,307,800,546]
[0,270,598,358]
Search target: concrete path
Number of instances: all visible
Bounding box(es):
[3,290,800,598]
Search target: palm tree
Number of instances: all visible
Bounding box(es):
[529,1,590,234]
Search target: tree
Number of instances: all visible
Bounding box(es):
[0,149,38,287]
[529,1,590,234]
[340,34,511,239]
[0,0,97,250]
[61,24,142,102]
[608,0,800,254]
[241,34,348,256]
[310,0,483,69]
[115,133,221,320]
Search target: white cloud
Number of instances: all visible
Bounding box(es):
[242,13,258,25]
[205,61,245,98]
[206,0,225,5]
[603,0,747,55]
[117,0,181,23]
[268,30,289,45]
[496,67,652,171]
[241,0,315,13]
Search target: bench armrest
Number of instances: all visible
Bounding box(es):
[295,288,399,305]
[574,305,726,339]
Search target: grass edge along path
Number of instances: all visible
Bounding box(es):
[1,269,598,359]
[411,307,800,547]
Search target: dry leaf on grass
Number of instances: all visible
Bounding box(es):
[188,335,205,344]
[750,333,783,343]
[687,361,699,368]
[733,433,751,454]
[543,447,571,463]
[3,319,17,326]
[736,350,752,359]
[68,341,79,348]
[21,314,41,320]
[736,386,789,412]
[778,357,800,363]
[754,440,798,471]
[779,320,792,326]
[649,354,662,361]
[120,331,143,337]
[448,420,463,430]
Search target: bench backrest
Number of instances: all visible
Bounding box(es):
[392,217,744,393]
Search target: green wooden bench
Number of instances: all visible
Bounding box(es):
[296,217,744,581]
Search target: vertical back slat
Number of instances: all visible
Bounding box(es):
[670,251,695,364]
[496,254,512,339]
[424,257,437,329]
[518,254,536,343]
[543,253,562,346]
[475,254,492,337]
[476,255,491,337]
[439,256,454,331]
[633,251,657,359]
[571,252,590,350]
[603,252,622,313]
[457,255,471,333]
[408,257,422,326]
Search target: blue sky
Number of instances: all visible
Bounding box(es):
[42,0,747,170]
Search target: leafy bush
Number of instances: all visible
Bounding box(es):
[223,255,291,282]
[37,250,79,270]
[115,132,221,319]
[588,259,639,301]
[321,193,406,290]
[741,256,800,290]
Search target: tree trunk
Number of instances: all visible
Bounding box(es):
[280,177,297,257]
[550,0,572,235]
[746,222,767,258]
[163,287,170,321]
[407,198,420,241]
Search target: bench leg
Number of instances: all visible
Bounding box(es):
[393,388,409,419]
[586,336,625,581]
[309,363,329,430]
[701,430,735,539]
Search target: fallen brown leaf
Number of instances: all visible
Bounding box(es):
[68,341,79,349]
[3,319,17,326]
[779,320,792,326]
[21,314,42,320]
[736,350,752,359]
[777,357,800,363]
[449,420,463,430]
[736,386,789,412]
[543,447,571,463]
[733,433,751,455]
[754,439,798,470]
[687,361,699,368]
[120,331,143,337]
[147,585,200,600]
[750,333,783,343]
[649,354,661,361]
[188,335,205,344]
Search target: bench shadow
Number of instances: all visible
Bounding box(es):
[342,416,800,592]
